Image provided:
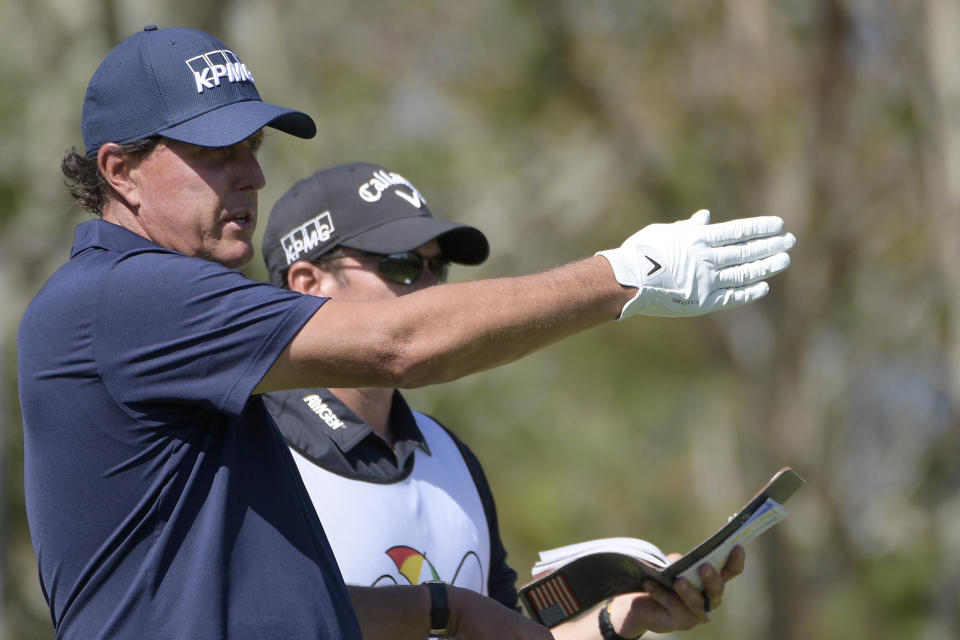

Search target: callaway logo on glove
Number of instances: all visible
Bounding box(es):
[596,209,796,318]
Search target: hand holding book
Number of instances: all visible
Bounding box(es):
[519,467,805,628]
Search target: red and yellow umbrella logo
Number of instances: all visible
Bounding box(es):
[386,545,440,585]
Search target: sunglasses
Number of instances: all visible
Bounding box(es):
[325,251,450,285]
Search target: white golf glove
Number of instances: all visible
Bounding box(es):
[596,209,796,318]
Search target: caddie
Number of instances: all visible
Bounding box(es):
[262,161,749,640]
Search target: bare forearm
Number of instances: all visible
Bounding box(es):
[550,599,647,640]
[347,584,554,640]
[550,605,605,640]
[261,256,630,392]
[348,585,431,640]
[391,256,627,388]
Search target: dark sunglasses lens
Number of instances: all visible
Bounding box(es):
[378,253,449,285]
[378,255,424,285]
[430,259,449,283]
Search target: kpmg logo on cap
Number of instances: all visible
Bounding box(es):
[358,169,426,209]
[186,49,254,93]
[280,212,336,265]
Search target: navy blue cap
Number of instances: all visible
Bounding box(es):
[262,162,489,287]
[81,25,316,157]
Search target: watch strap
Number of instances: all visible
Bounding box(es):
[425,581,449,637]
[599,598,639,640]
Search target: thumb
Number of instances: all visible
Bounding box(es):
[686,209,711,226]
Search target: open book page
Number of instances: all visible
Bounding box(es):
[532,537,669,577]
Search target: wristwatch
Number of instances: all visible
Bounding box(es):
[599,598,639,640]
[425,581,449,637]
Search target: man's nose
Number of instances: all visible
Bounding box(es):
[237,144,266,191]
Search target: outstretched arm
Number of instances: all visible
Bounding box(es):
[261,255,625,392]
[258,212,794,393]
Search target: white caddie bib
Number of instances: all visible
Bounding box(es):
[292,412,491,593]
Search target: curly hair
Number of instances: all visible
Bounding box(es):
[61,138,160,215]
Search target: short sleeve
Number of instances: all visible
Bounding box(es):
[94,250,326,423]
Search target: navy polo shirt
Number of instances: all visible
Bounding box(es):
[18,220,362,639]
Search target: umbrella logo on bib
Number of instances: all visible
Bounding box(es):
[374,545,483,593]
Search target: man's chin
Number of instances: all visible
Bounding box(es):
[210,244,255,270]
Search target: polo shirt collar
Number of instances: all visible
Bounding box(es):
[71,219,168,258]
[284,388,431,460]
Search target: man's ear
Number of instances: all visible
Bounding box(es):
[287,260,340,297]
[97,143,141,209]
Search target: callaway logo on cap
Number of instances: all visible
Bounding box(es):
[81,25,316,156]
[276,168,429,267]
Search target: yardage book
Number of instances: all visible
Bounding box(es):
[518,467,805,628]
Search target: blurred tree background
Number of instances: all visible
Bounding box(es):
[2,0,959,638]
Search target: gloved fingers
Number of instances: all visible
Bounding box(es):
[711,252,791,288]
[699,216,786,245]
[702,281,770,312]
[703,233,796,268]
